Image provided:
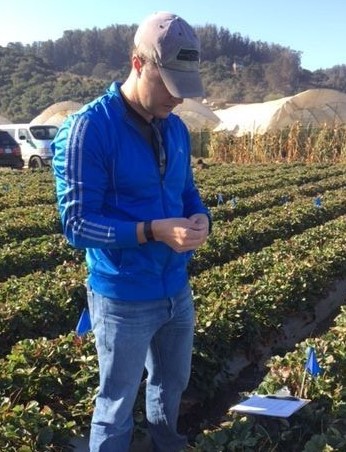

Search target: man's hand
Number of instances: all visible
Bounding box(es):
[188,213,210,231]
[152,215,209,252]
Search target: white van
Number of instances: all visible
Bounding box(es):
[1,124,58,169]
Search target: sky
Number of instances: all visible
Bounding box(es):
[0,0,345,71]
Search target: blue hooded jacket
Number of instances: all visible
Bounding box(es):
[52,82,209,301]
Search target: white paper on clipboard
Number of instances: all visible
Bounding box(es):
[230,395,310,418]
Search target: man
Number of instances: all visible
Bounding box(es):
[52,11,210,452]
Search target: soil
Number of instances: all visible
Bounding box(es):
[179,363,266,444]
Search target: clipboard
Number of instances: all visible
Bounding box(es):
[230,394,310,418]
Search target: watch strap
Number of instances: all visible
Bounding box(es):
[144,221,155,241]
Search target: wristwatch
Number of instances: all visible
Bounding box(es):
[144,221,155,241]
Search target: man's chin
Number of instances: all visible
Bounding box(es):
[156,110,171,119]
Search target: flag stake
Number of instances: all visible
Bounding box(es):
[299,368,307,398]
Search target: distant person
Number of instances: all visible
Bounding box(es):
[52,11,211,452]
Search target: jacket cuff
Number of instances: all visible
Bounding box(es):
[115,221,139,247]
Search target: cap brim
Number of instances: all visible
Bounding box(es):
[158,66,204,99]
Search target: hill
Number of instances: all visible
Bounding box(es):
[1,24,346,122]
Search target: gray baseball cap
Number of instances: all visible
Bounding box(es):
[134,11,204,98]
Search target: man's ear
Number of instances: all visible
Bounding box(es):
[133,54,143,74]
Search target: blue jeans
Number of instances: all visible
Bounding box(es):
[87,283,195,452]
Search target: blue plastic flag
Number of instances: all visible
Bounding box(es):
[217,193,224,206]
[314,196,322,208]
[230,196,238,209]
[281,195,289,205]
[305,346,322,377]
[76,307,92,336]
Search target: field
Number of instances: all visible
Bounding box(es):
[0,162,345,451]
